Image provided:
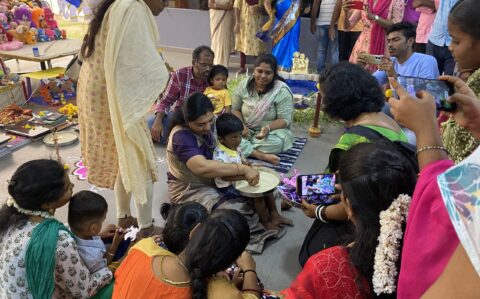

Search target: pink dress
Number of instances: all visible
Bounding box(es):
[397,160,459,298]
[348,0,405,72]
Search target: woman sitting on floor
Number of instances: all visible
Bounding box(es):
[0,160,112,298]
[284,142,417,298]
[299,61,414,266]
[113,209,263,299]
[232,54,294,165]
[166,92,288,253]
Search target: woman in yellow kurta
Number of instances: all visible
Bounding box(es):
[77,0,169,236]
[234,0,266,73]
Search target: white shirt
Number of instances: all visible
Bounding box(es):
[316,0,337,26]
[213,143,243,188]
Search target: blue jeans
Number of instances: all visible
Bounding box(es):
[316,25,339,74]
[147,112,174,145]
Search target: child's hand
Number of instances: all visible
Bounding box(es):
[111,228,127,248]
[152,234,163,245]
[99,224,117,239]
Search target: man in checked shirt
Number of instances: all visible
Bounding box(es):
[151,45,214,143]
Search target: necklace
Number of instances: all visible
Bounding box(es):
[176,256,189,273]
[159,256,191,285]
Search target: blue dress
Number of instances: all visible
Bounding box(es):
[257,0,301,71]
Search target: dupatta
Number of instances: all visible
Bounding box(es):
[368,0,392,55]
[244,79,288,129]
[256,0,301,45]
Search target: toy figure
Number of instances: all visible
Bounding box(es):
[8,24,36,44]
[43,7,57,28]
[0,13,9,30]
[31,7,45,28]
[13,6,34,28]
[36,28,49,41]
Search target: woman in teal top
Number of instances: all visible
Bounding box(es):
[232,54,294,165]
[299,62,410,266]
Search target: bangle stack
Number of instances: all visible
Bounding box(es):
[416,145,448,155]
[315,205,329,223]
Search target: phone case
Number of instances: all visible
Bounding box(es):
[350,1,364,10]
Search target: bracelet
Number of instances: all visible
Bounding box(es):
[106,252,114,257]
[242,288,261,295]
[315,205,322,220]
[416,145,448,155]
[243,269,257,276]
[317,205,329,223]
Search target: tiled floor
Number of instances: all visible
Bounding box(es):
[0,49,343,291]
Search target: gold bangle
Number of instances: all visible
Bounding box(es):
[416,145,448,155]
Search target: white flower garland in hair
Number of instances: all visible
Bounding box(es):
[372,194,411,295]
[6,197,55,219]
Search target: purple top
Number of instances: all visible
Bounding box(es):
[402,0,420,23]
[172,129,214,164]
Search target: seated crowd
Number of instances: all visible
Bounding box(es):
[1,0,480,298]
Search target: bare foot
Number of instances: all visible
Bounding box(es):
[251,150,281,165]
[263,153,280,165]
[281,198,293,211]
[272,214,293,227]
[262,221,280,231]
[117,216,138,229]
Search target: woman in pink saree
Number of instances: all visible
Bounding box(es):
[343,0,405,72]
[388,76,480,298]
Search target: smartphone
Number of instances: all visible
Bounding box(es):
[348,0,364,10]
[360,53,383,65]
[397,76,456,112]
[297,174,336,197]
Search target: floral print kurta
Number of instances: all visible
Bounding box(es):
[349,0,405,72]
[77,14,119,189]
[0,220,112,298]
[234,0,266,56]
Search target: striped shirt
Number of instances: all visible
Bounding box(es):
[428,0,458,47]
[316,0,337,26]
[156,66,209,114]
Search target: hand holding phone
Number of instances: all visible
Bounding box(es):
[396,76,456,112]
[347,0,364,10]
[359,53,383,65]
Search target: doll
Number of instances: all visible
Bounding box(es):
[13,6,34,28]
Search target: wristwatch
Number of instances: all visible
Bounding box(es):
[374,15,379,21]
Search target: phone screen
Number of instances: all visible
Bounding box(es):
[397,76,456,112]
[297,174,336,197]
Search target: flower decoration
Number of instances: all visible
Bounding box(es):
[124,226,140,241]
[372,194,411,295]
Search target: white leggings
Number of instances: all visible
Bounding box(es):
[114,174,153,229]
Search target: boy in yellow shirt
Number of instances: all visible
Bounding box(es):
[204,65,231,115]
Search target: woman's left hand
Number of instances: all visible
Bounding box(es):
[255,126,270,139]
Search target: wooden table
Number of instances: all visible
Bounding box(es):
[0,39,82,70]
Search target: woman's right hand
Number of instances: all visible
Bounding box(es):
[440,75,480,139]
[236,251,256,271]
[151,114,164,142]
[244,166,260,186]
[387,77,438,135]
